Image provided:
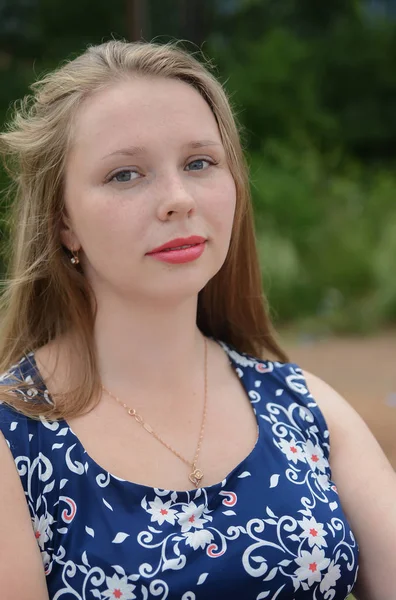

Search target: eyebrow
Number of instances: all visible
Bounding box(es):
[102,139,222,160]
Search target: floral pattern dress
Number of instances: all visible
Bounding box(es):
[0,342,358,600]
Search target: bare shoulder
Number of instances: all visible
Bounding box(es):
[302,368,393,480]
[0,431,49,599]
[302,370,363,447]
[302,370,396,600]
[302,369,352,415]
[34,335,77,395]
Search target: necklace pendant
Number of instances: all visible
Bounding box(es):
[189,468,204,488]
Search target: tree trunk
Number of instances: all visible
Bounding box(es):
[126,0,150,42]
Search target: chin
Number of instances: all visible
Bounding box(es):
[143,263,221,304]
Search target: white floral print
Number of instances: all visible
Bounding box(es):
[33,513,53,550]
[304,439,328,473]
[295,547,331,586]
[184,529,214,551]
[177,502,209,533]
[146,496,178,526]
[298,516,328,548]
[317,473,331,491]
[320,560,342,593]
[278,437,305,463]
[102,574,136,599]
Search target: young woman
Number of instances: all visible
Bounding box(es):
[0,40,394,600]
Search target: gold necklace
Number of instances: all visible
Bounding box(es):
[101,338,208,488]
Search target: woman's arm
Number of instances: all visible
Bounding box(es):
[304,371,396,600]
[0,432,50,600]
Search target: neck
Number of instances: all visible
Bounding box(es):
[93,292,205,395]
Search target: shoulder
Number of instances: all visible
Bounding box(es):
[302,370,345,408]
[301,368,394,482]
[0,353,51,406]
[0,355,31,424]
[220,340,331,443]
[301,370,367,456]
[0,354,49,449]
[0,353,39,389]
[220,340,324,406]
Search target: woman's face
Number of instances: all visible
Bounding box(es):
[62,76,236,305]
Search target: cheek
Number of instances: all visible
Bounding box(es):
[206,176,236,239]
[67,189,148,260]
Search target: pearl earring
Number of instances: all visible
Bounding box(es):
[70,249,80,265]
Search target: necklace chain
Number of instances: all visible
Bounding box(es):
[101,338,208,488]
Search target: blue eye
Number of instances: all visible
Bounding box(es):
[186,159,211,171]
[110,170,139,183]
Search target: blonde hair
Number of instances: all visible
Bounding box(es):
[0,40,287,420]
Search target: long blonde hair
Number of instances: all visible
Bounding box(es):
[0,40,287,420]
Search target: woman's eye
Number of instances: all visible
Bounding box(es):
[185,159,212,171]
[109,170,140,183]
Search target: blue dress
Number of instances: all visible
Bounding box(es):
[0,342,358,599]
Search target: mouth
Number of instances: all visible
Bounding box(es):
[146,236,207,264]
[147,236,207,255]
[160,244,197,251]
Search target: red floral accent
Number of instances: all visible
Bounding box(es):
[309,562,317,573]
[113,590,122,599]
[309,528,318,537]
[311,454,319,463]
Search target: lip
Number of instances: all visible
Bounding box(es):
[147,236,207,254]
[146,235,207,265]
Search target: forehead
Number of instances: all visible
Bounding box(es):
[69,76,222,157]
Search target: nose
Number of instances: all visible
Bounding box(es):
[156,173,196,221]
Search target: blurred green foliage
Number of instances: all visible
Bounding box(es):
[0,0,395,332]
[250,143,396,332]
[210,0,396,331]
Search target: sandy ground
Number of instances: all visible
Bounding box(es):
[282,330,396,468]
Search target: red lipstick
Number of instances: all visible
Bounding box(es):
[146,236,207,264]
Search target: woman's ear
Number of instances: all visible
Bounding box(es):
[60,213,80,251]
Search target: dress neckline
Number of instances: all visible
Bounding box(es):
[27,341,265,496]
